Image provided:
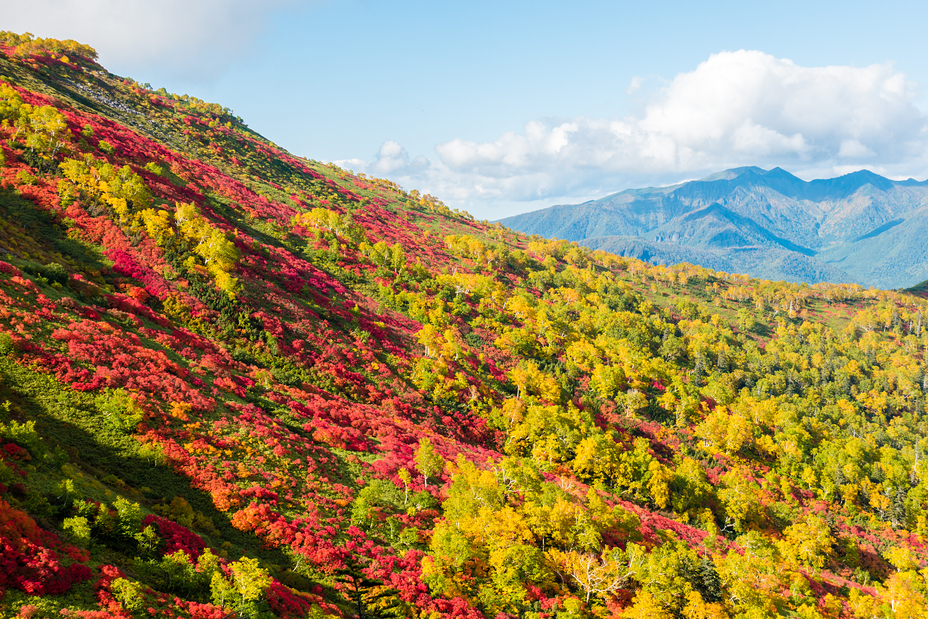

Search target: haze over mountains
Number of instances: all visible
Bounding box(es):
[500,166,928,289]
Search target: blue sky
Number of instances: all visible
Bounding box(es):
[5,0,928,218]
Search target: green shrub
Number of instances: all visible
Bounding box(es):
[144,161,164,175]
[63,515,92,544]
[111,578,145,611]
[21,262,68,285]
[0,333,14,356]
[94,388,144,432]
[15,169,36,185]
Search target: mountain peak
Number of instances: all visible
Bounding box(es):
[698,166,804,186]
[762,166,803,182]
[698,166,767,182]
[808,168,898,195]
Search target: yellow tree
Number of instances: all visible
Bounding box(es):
[508,360,561,402]
[778,514,833,573]
[682,590,730,619]
[718,466,765,533]
[623,590,673,619]
[696,411,751,455]
[139,208,175,246]
[414,437,445,487]
[566,548,627,604]
[210,556,272,617]
[24,104,69,159]
[647,460,674,510]
[0,81,24,120]
[879,571,927,618]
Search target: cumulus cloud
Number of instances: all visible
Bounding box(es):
[368,141,431,176]
[0,0,307,76]
[639,51,921,164]
[357,51,928,217]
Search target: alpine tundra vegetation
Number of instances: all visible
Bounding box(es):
[1,31,928,619]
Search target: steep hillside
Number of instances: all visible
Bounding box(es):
[500,167,928,288]
[3,31,928,619]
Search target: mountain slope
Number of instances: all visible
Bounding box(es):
[3,31,928,619]
[501,166,928,288]
[582,235,857,284]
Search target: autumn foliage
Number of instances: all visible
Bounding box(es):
[1,29,928,619]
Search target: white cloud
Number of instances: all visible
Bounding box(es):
[368,141,430,176]
[640,51,921,162]
[353,50,928,218]
[838,139,876,158]
[0,0,310,76]
[332,157,367,171]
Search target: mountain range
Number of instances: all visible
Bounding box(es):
[499,166,928,288]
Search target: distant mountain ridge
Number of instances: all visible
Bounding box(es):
[499,167,928,288]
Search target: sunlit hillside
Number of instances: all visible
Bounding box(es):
[1,31,928,619]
